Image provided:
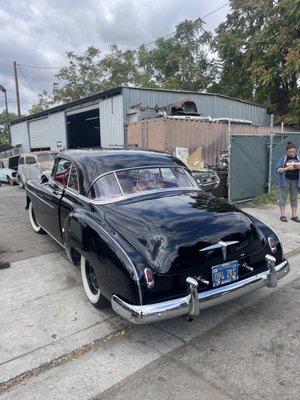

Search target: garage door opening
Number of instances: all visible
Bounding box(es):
[67,108,100,149]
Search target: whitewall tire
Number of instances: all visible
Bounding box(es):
[18,175,25,189]
[28,201,44,234]
[80,255,108,309]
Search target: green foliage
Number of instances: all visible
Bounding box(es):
[30,3,299,126]
[30,20,217,111]
[0,110,18,145]
[214,0,300,125]
[138,19,217,91]
[250,189,280,208]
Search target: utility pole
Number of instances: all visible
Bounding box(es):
[13,61,21,117]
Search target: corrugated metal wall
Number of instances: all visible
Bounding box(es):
[99,95,124,147]
[48,111,67,150]
[28,118,49,149]
[10,121,30,151]
[126,117,281,165]
[123,87,268,125]
[229,133,300,202]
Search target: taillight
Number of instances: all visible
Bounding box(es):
[144,268,154,289]
[268,237,278,254]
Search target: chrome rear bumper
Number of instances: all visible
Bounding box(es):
[111,257,290,324]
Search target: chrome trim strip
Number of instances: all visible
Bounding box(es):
[113,171,124,196]
[40,225,65,248]
[111,259,290,324]
[26,187,54,209]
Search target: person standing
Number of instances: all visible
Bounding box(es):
[276,142,300,222]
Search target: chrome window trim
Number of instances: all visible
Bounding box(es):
[66,162,80,194]
[26,187,54,209]
[87,165,198,199]
[113,171,124,196]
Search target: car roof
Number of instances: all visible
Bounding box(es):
[58,148,186,194]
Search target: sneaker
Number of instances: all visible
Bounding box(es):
[280,216,288,222]
[0,261,11,269]
[291,216,300,223]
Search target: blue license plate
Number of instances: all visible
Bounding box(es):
[211,261,239,288]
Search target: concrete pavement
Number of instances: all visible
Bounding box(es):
[0,186,299,399]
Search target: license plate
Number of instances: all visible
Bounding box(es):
[211,261,239,288]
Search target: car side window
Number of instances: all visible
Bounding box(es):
[88,173,122,200]
[67,164,79,192]
[19,157,24,165]
[53,158,71,187]
[26,156,36,165]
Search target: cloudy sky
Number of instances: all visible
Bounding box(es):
[0,0,230,114]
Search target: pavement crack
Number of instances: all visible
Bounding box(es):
[0,326,130,394]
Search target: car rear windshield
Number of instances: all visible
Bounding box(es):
[37,154,53,162]
[88,167,193,200]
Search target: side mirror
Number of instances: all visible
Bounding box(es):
[41,174,49,184]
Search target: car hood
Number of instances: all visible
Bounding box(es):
[103,190,265,274]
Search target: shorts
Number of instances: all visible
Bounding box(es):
[278,179,299,208]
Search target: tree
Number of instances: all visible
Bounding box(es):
[0,110,18,146]
[138,19,217,91]
[213,0,300,126]
[30,20,217,112]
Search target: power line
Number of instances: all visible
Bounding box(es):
[16,3,229,70]
[17,65,39,97]
[134,2,229,50]
[17,63,61,70]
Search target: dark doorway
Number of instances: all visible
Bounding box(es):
[67,108,100,149]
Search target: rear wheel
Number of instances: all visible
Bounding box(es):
[28,201,44,234]
[80,255,109,309]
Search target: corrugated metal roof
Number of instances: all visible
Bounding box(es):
[11,85,268,126]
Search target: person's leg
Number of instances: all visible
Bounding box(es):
[278,185,288,221]
[290,180,299,221]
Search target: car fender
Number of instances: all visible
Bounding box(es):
[63,210,144,305]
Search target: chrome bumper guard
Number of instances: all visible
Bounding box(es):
[111,256,290,324]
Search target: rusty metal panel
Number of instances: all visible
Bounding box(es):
[126,116,295,167]
[122,87,268,125]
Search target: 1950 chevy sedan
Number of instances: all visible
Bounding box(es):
[25,149,289,324]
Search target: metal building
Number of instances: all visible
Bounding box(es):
[10,86,268,152]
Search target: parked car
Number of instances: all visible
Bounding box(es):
[25,149,289,324]
[192,167,220,192]
[0,159,18,186]
[17,151,57,188]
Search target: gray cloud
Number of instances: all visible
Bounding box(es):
[0,0,229,114]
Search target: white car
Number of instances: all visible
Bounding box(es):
[17,151,57,188]
[0,159,18,186]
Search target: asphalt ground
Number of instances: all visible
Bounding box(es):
[0,184,299,399]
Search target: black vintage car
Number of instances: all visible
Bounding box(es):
[25,149,289,324]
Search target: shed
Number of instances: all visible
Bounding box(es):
[10,86,268,153]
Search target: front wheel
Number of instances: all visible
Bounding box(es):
[7,176,14,186]
[28,201,44,234]
[80,255,109,309]
[18,175,25,189]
